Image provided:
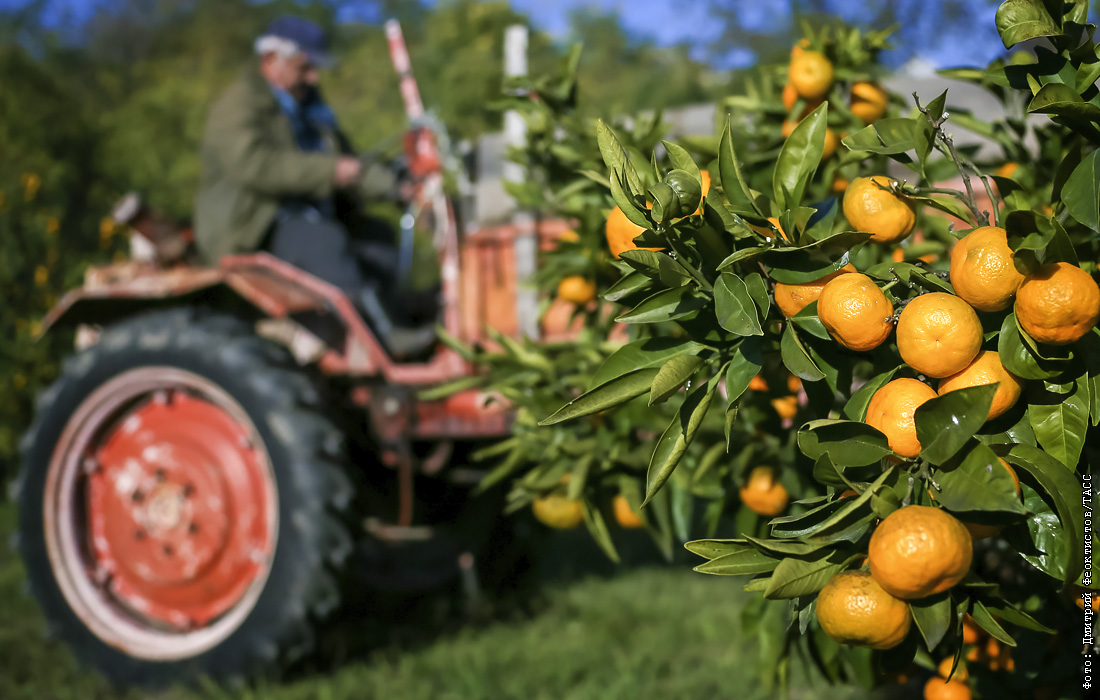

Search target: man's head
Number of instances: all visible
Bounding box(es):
[254,16,331,99]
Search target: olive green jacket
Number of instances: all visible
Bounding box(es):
[195,66,348,263]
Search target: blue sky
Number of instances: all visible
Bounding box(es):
[0,0,1012,69]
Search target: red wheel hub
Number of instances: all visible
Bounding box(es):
[87,392,274,629]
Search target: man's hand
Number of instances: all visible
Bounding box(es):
[333,156,362,188]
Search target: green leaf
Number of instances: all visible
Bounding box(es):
[1084,330,1100,426]
[596,119,640,192]
[718,115,760,215]
[665,169,704,217]
[797,419,894,467]
[609,167,651,229]
[932,442,1028,514]
[773,102,827,212]
[969,600,1016,646]
[582,497,621,564]
[694,548,780,575]
[644,376,719,505]
[662,140,701,182]
[781,325,826,382]
[603,269,654,302]
[974,594,1055,634]
[684,538,751,560]
[763,551,851,600]
[995,0,1061,48]
[915,385,998,464]
[997,313,1062,380]
[540,367,660,425]
[843,367,900,421]
[724,338,764,403]
[1061,149,1100,232]
[619,249,690,286]
[615,286,708,324]
[910,594,952,651]
[790,301,830,340]
[745,272,770,319]
[1028,375,1090,468]
[761,231,869,284]
[715,273,764,336]
[1001,443,1087,585]
[842,118,918,155]
[649,354,705,405]
[591,337,702,387]
[1027,83,1100,124]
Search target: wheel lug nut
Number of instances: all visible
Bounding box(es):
[188,523,199,535]
[163,545,174,557]
[135,529,146,540]
[155,469,167,482]
[131,490,144,503]
[182,484,195,497]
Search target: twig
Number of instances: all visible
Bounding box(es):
[913,93,988,226]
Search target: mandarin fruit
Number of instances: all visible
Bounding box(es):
[774,263,857,318]
[843,176,916,244]
[1016,262,1100,345]
[818,273,894,351]
[949,226,1026,312]
[896,293,982,378]
[869,505,973,599]
[816,570,911,650]
[865,378,937,458]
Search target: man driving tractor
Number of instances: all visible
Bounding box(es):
[195,15,435,356]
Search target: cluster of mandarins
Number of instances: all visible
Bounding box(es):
[789,179,1097,700]
[783,39,889,161]
[530,476,644,531]
[796,176,1100,482]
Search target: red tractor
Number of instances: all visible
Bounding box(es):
[12,24,568,686]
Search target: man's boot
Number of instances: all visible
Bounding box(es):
[356,287,436,359]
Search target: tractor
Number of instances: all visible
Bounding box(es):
[11,22,567,686]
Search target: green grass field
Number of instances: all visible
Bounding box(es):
[0,502,893,700]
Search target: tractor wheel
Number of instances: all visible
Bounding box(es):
[13,308,353,686]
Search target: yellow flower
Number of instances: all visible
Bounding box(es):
[34,265,48,287]
[21,173,41,201]
[30,320,43,337]
[99,217,116,237]
[13,374,26,390]
[46,217,60,235]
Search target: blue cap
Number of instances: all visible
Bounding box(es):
[264,16,332,67]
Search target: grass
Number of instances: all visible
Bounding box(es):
[0,501,886,700]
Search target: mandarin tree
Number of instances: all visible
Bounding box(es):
[467,6,1097,697]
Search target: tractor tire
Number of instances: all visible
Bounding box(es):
[13,308,353,687]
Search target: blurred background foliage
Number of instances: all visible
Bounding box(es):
[0,0,722,485]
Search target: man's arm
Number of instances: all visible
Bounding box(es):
[205,83,338,197]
